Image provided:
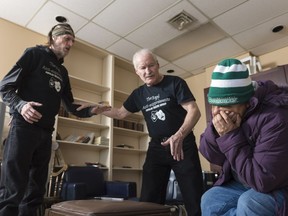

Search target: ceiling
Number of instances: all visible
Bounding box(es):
[1,0,288,79]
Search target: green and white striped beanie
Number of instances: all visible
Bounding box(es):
[207,58,254,106]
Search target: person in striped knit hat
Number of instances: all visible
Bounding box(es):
[199,58,288,216]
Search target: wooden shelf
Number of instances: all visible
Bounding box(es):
[58,116,109,130]
[57,140,109,150]
[66,164,109,171]
[113,147,147,154]
[114,89,129,101]
[54,42,149,196]
[112,167,142,171]
[69,75,110,93]
[113,127,148,137]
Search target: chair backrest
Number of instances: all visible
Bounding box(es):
[63,166,106,197]
[47,164,68,198]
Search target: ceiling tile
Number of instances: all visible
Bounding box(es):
[233,12,288,49]
[173,38,244,72]
[107,39,141,61]
[250,35,288,56]
[126,0,209,49]
[52,0,113,19]
[154,22,226,61]
[2,0,288,80]
[160,63,187,77]
[27,1,88,36]
[189,0,247,18]
[76,22,120,49]
[93,0,177,37]
[189,68,205,76]
[156,56,169,68]
[0,0,46,26]
[177,72,195,79]
[213,0,288,35]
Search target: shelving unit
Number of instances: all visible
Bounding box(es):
[54,40,149,197]
[57,116,109,130]
[111,58,149,195]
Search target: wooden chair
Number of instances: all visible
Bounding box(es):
[37,164,68,216]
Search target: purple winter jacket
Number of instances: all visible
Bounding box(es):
[199,80,288,215]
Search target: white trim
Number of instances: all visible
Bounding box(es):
[214,64,247,74]
[210,78,252,88]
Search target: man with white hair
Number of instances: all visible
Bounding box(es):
[101,48,203,216]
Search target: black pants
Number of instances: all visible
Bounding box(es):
[0,117,52,216]
[140,133,203,216]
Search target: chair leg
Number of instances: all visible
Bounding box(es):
[36,205,44,216]
[178,205,187,216]
[168,204,187,216]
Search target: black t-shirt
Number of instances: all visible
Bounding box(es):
[123,75,195,138]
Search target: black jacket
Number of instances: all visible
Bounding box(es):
[0,45,92,131]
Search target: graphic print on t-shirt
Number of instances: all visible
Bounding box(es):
[143,93,170,123]
[151,109,165,122]
[44,61,63,93]
[49,77,61,92]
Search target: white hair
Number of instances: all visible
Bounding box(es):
[132,49,158,70]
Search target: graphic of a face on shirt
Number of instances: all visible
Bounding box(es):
[143,93,169,123]
[151,110,165,122]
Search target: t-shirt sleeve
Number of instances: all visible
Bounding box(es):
[123,89,140,113]
[175,77,195,104]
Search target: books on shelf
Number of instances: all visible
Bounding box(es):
[94,136,109,146]
[62,133,110,146]
[116,144,134,149]
[85,132,96,144]
[113,119,144,132]
[63,132,95,144]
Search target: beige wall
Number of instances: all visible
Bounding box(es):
[0,19,46,78]
[186,46,288,170]
[1,18,288,170]
[0,19,46,142]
